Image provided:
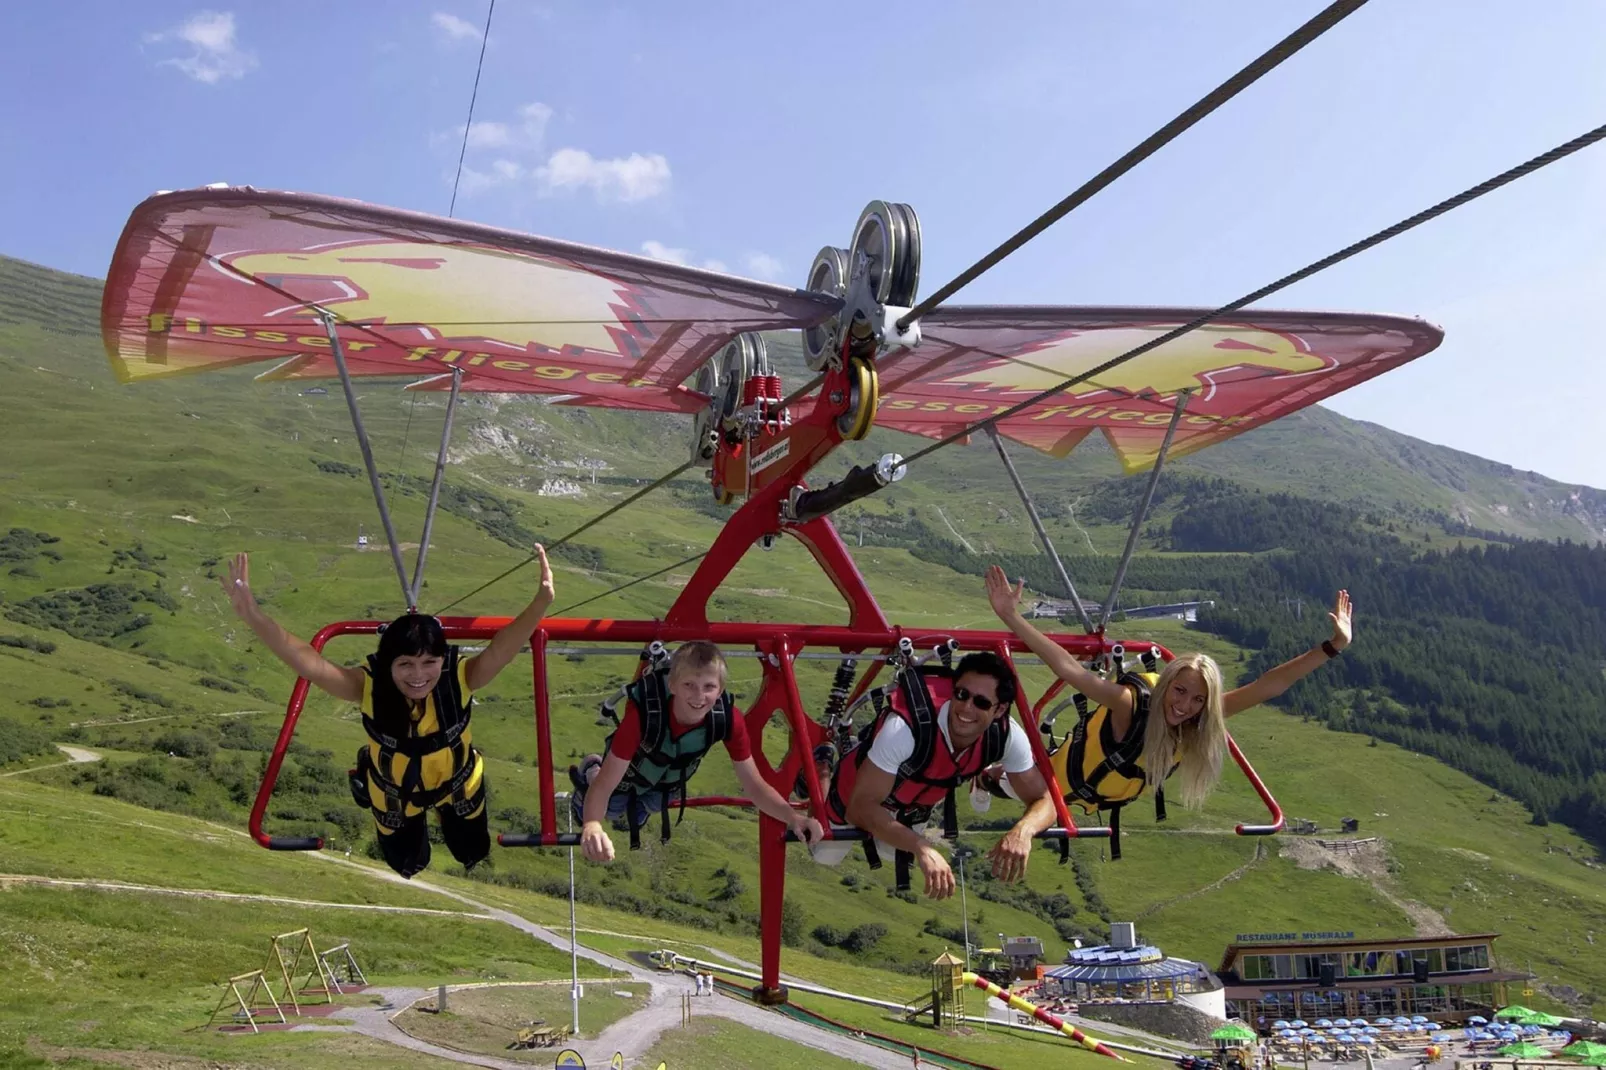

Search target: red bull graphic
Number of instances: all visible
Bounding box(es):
[873,306,1441,472]
[100,188,835,412]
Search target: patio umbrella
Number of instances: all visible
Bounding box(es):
[1496,1006,1538,1020]
[1356,1036,1377,1046]
[1392,1024,1412,1032]
[1336,1018,1353,1028]
[1310,1035,1329,1044]
[1316,1019,1334,1028]
[1274,1021,1291,1030]
[1291,1020,1308,1029]
[1279,1029,1298,1039]
[1363,1026,1381,1034]
[1412,1016,1429,1024]
[1499,1042,1550,1059]
[1522,1012,1566,1028]
[1351,1018,1369,1026]
[1469,1016,1489,1025]
[1561,1041,1606,1061]
[1433,1034,1454,1043]
[1212,1023,1259,1044]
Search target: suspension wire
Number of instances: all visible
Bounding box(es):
[552,552,708,617]
[448,0,496,219]
[436,459,699,612]
[899,118,1606,468]
[895,0,1371,328]
[394,389,420,477]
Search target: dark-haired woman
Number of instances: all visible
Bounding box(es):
[223,547,555,877]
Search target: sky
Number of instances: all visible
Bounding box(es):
[3,1,1605,488]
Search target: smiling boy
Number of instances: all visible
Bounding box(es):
[570,641,822,862]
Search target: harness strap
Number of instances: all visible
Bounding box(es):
[894,849,914,893]
[627,789,642,851]
[941,789,959,839]
[1109,803,1124,861]
[862,836,883,871]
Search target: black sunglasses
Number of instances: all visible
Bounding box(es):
[952,686,998,712]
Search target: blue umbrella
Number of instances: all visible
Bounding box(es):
[1433,1034,1454,1043]
[1468,1016,1488,1025]
[1291,1020,1308,1029]
[1476,1031,1496,1041]
[1375,1017,1395,1025]
[1357,1036,1377,1046]
[1310,1035,1329,1044]
[1393,1024,1412,1032]
[1412,1016,1429,1024]
[1335,1018,1352,1028]
[1279,1029,1297,1038]
[1363,1026,1381,1034]
[1351,1018,1369,1027]
[1317,1019,1334,1028]
[1274,1021,1291,1030]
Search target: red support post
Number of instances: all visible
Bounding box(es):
[756,811,789,1004]
[532,627,556,842]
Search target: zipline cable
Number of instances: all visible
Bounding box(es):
[545,118,1606,611]
[895,0,1371,328]
[448,0,497,219]
[898,118,1606,468]
[552,552,709,617]
[436,460,699,612]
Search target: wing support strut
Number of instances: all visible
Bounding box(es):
[1097,390,1191,633]
[320,310,414,610]
[986,426,1093,633]
[409,367,463,607]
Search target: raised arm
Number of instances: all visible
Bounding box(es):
[1223,589,1352,716]
[985,566,1132,714]
[464,544,555,693]
[223,554,364,704]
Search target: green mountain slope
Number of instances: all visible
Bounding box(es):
[3,250,1605,1066]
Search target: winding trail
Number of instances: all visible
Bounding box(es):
[0,744,102,778]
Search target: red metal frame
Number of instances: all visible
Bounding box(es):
[248,352,1283,999]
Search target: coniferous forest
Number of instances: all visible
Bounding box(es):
[886,476,1606,849]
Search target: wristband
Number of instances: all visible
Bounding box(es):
[1321,639,1340,659]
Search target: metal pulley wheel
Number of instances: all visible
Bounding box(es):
[836,357,879,441]
[689,359,720,465]
[802,246,849,372]
[713,333,761,427]
[849,200,921,308]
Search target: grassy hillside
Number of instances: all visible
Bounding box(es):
[3,250,1606,1065]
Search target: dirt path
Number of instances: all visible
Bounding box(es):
[1279,837,1452,936]
[0,744,102,778]
[1136,838,1268,919]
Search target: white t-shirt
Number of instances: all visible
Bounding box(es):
[865,702,1035,777]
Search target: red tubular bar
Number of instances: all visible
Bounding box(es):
[532,627,556,842]
[994,644,1078,837]
[771,636,832,832]
[1226,731,1285,835]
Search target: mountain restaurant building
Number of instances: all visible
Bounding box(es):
[1218,932,1526,1026]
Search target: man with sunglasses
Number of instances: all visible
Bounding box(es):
[821,651,1057,899]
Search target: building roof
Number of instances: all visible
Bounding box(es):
[1223,968,1530,998]
[1047,943,1212,985]
[1220,934,1501,972]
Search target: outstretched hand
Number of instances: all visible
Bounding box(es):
[534,543,555,605]
[1328,589,1353,651]
[984,565,1026,621]
[222,553,257,620]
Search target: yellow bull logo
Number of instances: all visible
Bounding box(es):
[226,241,635,355]
[942,323,1327,398]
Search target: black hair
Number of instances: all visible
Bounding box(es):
[368,613,450,732]
[952,650,1017,708]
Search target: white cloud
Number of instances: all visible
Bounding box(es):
[456,158,524,195]
[431,11,482,41]
[464,121,511,149]
[641,240,691,266]
[145,11,256,84]
[536,148,671,203]
[744,252,784,281]
[640,243,731,274]
[443,101,551,154]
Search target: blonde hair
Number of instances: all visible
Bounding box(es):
[669,640,727,685]
[1141,652,1227,808]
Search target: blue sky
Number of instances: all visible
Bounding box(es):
[4,2,1605,488]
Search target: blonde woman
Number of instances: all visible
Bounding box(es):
[983,566,1352,856]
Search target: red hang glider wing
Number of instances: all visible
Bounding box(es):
[101,187,837,414]
[872,307,1443,472]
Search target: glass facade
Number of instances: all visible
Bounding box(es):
[1236,943,1490,982]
